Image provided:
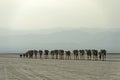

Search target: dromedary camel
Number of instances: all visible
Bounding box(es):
[73,50,79,60]
[25,52,29,58]
[65,51,71,60]
[79,50,85,60]
[23,53,26,58]
[55,50,59,59]
[92,49,98,61]
[44,50,49,59]
[99,49,106,61]
[28,50,33,59]
[39,50,43,59]
[50,50,55,59]
[59,50,64,60]
[34,50,38,59]
[85,49,92,60]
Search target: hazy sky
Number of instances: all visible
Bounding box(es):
[0,0,120,53]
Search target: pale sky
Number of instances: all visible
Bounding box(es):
[0,0,120,53]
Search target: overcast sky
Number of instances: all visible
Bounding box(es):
[0,0,120,53]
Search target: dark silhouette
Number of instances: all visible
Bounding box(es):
[59,50,64,59]
[39,50,43,59]
[21,49,107,61]
[34,50,38,59]
[25,52,29,58]
[79,50,85,60]
[85,49,92,60]
[92,49,98,61]
[29,50,33,59]
[23,53,26,58]
[55,50,59,59]
[20,54,22,58]
[100,49,107,61]
[44,50,49,59]
[73,50,79,60]
[65,51,71,60]
[50,50,55,59]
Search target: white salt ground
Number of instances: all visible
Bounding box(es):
[0,54,120,80]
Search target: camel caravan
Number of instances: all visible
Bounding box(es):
[20,49,107,61]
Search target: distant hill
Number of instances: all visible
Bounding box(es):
[0,28,120,53]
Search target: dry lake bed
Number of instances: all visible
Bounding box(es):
[0,54,120,80]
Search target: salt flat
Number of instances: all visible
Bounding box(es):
[0,54,120,80]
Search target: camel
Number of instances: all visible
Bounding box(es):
[65,51,71,60]
[92,50,95,60]
[39,50,43,59]
[34,50,38,59]
[99,51,102,60]
[44,50,49,59]
[23,53,26,58]
[85,49,92,60]
[92,49,98,61]
[73,50,79,60]
[25,52,29,58]
[79,50,85,60]
[28,50,30,58]
[28,50,33,59]
[59,50,64,60]
[100,49,106,61]
[50,50,55,59]
[31,50,34,59]
[55,50,59,59]
[95,50,98,60]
